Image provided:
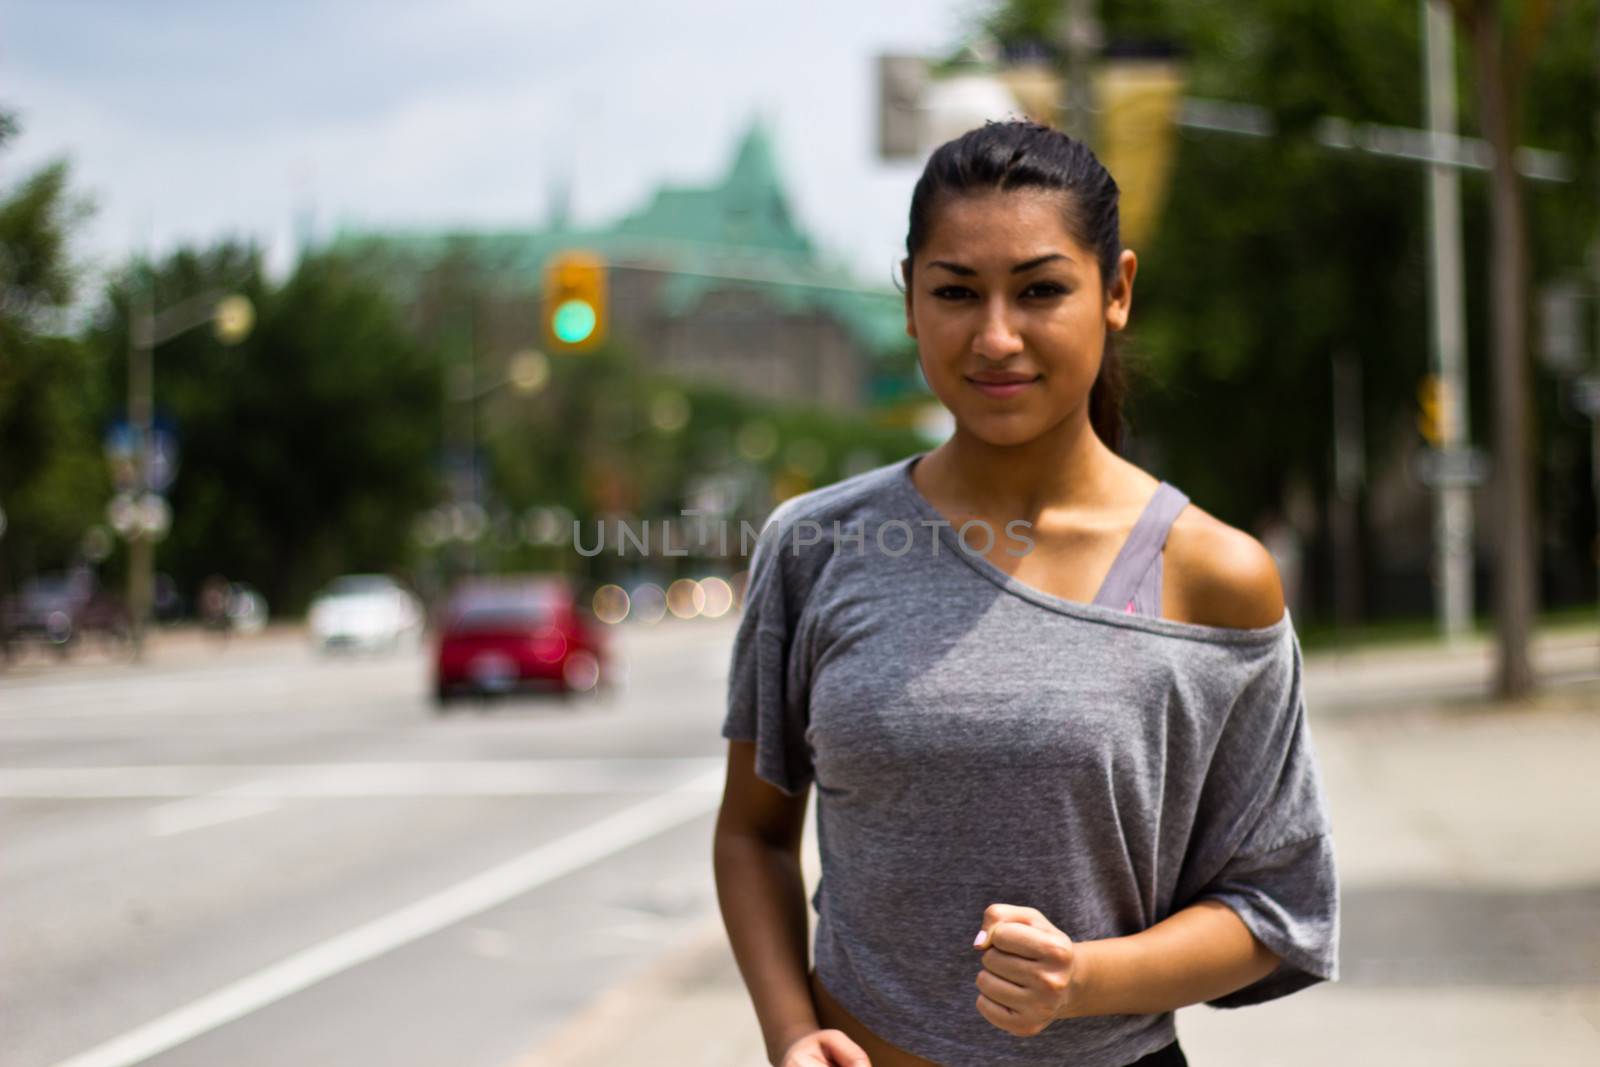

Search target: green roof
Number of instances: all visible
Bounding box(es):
[329,117,913,362]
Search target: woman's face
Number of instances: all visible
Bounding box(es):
[904,189,1136,449]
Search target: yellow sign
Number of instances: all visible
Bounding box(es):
[1417,374,1453,447]
[1092,57,1186,253]
[990,57,1186,254]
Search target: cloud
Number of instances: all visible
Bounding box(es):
[2,0,966,282]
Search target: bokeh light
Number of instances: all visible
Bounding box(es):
[666,577,706,619]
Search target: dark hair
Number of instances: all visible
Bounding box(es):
[902,120,1128,452]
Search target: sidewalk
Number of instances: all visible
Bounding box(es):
[510,634,1600,1067]
[0,622,309,678]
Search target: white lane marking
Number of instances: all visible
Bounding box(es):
[0,700,310,721]
[147,796,281,837]
[46,765,725,1067]
[0,669,312,716]
[0,758,724,799]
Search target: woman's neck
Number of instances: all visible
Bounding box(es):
[919,416,1125,522]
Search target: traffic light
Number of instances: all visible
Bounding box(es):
[1417,374,1448,447]
[542,250,607,353]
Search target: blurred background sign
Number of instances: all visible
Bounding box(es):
[1539,279,1587,374]
[877,55,927,160]
[106,490,171,542]
[877,42,1187,253]
[1415,374,1450,449]
[1572,375,1600,419]
[919,64,1028,150]
[1411,446,1490,491]
[1091,53,1185,252]
[103,418,180,493]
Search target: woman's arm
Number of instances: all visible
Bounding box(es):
[1059,901,1281,1019]
[713,740,827,1064]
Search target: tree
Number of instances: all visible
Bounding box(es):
[0,112,108,590]
[1446,0,1561,698]
[91,246,445,613]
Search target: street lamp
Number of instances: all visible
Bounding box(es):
[125,286,254,659]
[445,347,551,574]
[506,349,551,395]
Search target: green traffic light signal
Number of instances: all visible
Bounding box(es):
[553,299,597,344]
[543,250,606,353]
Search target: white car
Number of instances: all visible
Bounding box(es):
[308,574,423,654]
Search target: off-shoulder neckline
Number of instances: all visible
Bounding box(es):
[891,452,1292,647]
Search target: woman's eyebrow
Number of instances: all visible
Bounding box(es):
[926,253,1074,276]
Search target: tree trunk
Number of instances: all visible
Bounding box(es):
[1465,0,1538,699]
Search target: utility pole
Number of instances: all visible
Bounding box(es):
[1421,0,1476,643]
[1060,0,1101,145]
[1591,1,1600,653]
[127,288,156,658]
[122,280,253,659]
[455,298,481,577]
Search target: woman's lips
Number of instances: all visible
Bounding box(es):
[967,376,1040,399]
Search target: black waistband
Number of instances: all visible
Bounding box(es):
[1125,1040,1188,1067]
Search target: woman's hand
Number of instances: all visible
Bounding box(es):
[778,1028,872,1066]
[971,903,1083,1036]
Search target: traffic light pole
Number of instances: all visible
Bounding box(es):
[1060,0,1101,145]
[1422,0,1475,644]
[128,292,156,660]
[121,283,253,660]
[1592,2,1600,658]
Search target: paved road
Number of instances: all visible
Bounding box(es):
[0,621,739,1067]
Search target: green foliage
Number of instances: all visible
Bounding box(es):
[90,245,444,613]
[1522,0,1599,271]
[970,0,1062,52]
[0,161,90,316]
[967,0,1598,619]
[0,336,110,575]
[1127,121,1431,527]
[1081,0,1436,527]
[0,114,107,584]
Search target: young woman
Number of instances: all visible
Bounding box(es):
[713,120,1339,1067]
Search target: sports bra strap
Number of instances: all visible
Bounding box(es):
[1090,482,1191,616]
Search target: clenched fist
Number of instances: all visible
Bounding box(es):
[971,903,1083,1036]
[779,1028,871,1066]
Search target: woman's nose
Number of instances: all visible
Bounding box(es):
[972,300,1024,360]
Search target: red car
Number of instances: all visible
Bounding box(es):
[432,576,608,708]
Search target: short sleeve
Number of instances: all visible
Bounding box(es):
[720,516,814,797]
[1180,626,1341,1008]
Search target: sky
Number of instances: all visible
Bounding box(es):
[2,0,979,287]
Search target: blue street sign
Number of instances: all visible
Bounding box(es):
[104,417,181,492]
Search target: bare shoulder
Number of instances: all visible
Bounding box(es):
[1163,504,1286,630]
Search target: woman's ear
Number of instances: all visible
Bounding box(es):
[1104,249,1137,332]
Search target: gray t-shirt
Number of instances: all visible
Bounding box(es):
[722,452,1340,1067]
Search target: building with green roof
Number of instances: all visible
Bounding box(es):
[331,119,922,415]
